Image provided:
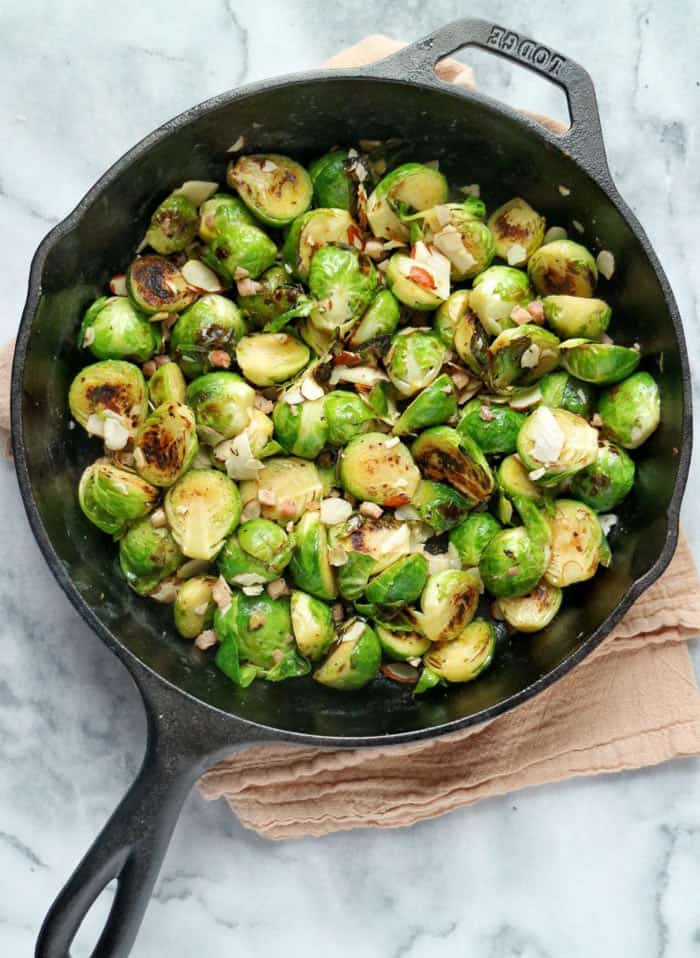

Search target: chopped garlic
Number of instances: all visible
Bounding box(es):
[283,388,304,405]
[528,406,566,464]
[267,578,289,599]
[558,184,571,196]
[237,277,263,297]
[300,377,324,401]
[520,344,541,369]
[394,504,420,521]
[103,418,130,451]
[329,547,348,567]
[509,386,542,411]
[221,430,264,480]
[572,220,584,234]
[384,436,400,449]
[528,467,546,480]
[329,365,389,387]
[149,578,179,604]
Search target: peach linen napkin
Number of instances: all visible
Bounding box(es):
[5,37,700,840]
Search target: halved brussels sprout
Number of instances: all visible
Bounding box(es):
[496,454,544,502]
[79,460,159,536]
[542,295,611,339]
[79,297,160,363]
[169,294,247,379]
[164,469,240,559]
[487,324,561,393]
[236,265,304,330]
[433,289,470,348]
[212,408,276,475]
[236,333,310,387]
[119,518,182,595]
[324,390,374,446]
[227,153,313,227]
[488,197,545,266]
[282,208,357,281]
[376,626,431,661]
[126,255,196,315]
[309,150,355,210]
[412,427,494,505]
[245,457,323,522]
[480,495,551,598]
[174,575,217,639]
[528,239,597,297]
[238,518,294,574]
[517,406,598,485]
[544,499,606,587]
[313,619,382,690]
[453,306,490,380]
[198,194,256,243]
[367,163,448,241]
[560,339,640,385]
[145,192,198,254]
[457,400,526,454]
[497,580,562,633]
[339,432,420,506]
[308,246,377,335]
[290,590,335,662]
[273,395,328,459]
[69,360,147,438]
[420,203,495,280]
[386,330,446,398]
[289,512,336,600]
[538,371,596,418]
[470,266,533,337]
[331,515,410,576]
[347,290,401,349]
[186,371,255,443]
[215,591,294,669]
[385,245,450,311]
[424,619,496,683]
[449,512,502,567]
[598,372,660,450]
[336,551,376,600]
[218,531,276,585]
[411,480,472,534]
[148,361,187,406]
[570,439,635,511]
[134,401,199,487]
[416,569,480,642]
[204,219,277,283]
[365,553,428,607]
[392,374,457,436]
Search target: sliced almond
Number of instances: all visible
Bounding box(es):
[194,629,218,651]
[381,662,419,684]
[237,278,263,297]
[233,266,250,281]
[182,259,223,293]
[597,250,615,280]
[233,573,268,587]
[103,418,130,451]
[173,181,219,206]
[266,578,289,599]
[283,388,304,405]
[359,501,383,518]
[149,578,180,604]
[300,377,325,401]
[227,135,246,153]
[509,386,542,411]
[242,584,264,596]
[320,497,353,526]
[258,488,277,507]
[109,274,127,296]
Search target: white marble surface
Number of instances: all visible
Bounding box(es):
[2,1,700,955]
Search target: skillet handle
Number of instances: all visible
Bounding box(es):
[366,17,609,177]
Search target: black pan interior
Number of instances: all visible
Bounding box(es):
[18,76,687,739]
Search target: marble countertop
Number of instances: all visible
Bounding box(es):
[2,1,700,954]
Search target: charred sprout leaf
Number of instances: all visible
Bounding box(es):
[597,371,660,449]
[487,324,561,393]
[433,289,470,348]
[186,371,255,441]
[376,625,430,661]
[416,569,480,642]
[347,289,401,348]
[169,294,247,379]
[365,553,428,607]
[263,295,314,333]
[411,480,473,534]
[227,153,313,227]
[258,647,311,682]
[453,306,491,379]
[528,239,597,297]
[339,432,420,505]
[331,514,411,575]
[392,374,457,436]
[367,163,448,241]
[237,265,304,330]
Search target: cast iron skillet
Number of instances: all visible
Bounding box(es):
[11,17,691,958]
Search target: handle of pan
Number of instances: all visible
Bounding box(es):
[364,17,610,178]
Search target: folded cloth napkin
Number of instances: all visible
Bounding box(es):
[4,37,700,840]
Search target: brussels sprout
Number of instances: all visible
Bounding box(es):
[309,150,355,210]
[204,219,278,283]
[235,333,310,387]
[148,361,187,406]
[538,371,596,417]
[347,290,401,349]
[339,432,420,506]
[413,666,443,695]
[332,514,410,575]
[79,296,160,363]
[365,553,428,607]
[418,569,481,643]
[497,580,562,633]
[126,255,196,315]
[198,193,256,243]
[68,360,147,438]
[519,405,598,485]
[282,208,357,281]
[453,307,490,379]
[496,454,544,503]
[570,439,635,511]
[449,512,502,567]
[165,469,240,559]
[119,518,182,595]
[238,517,294,574]
[336,551,376,600]
[487,325,561,393]
[227,153,313,227]
[545,499,606,587]
[78,460,159,536]
[184,371,254,444]
[236,265,305,330]
[487,197,545,266]
[212,408,275,474]
[386,331,446,398]
[376,626,431,661]
[458,400,526,455]
[145,192,198,254]
[174,575,217,639]
[169,294,247,379]
[273,395,328,459]
[528,239,597,297]
[418,203,495,280]
[424,619,496,683]
[134,401,199,487]
[411,480,472,534]
[470,266,533,337]
[213,635,257,688]
[298,317,335,357]
[218,532,276,585]
[385,246,450,311]
[215,591,294,669]
[307,246,377,335]
[392,374,457,436]
[289,511,337,600]
[412,427,494,505]
[366,163,448,241]
[245,457,323,522]
[598,372,660,450]
[542,295,611,339]
[321,391,371,446]
[313,618,382,690]
[480,494,551,598]
[290,590,335,662]
[433,289,470,348]
[560,339,640,385]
